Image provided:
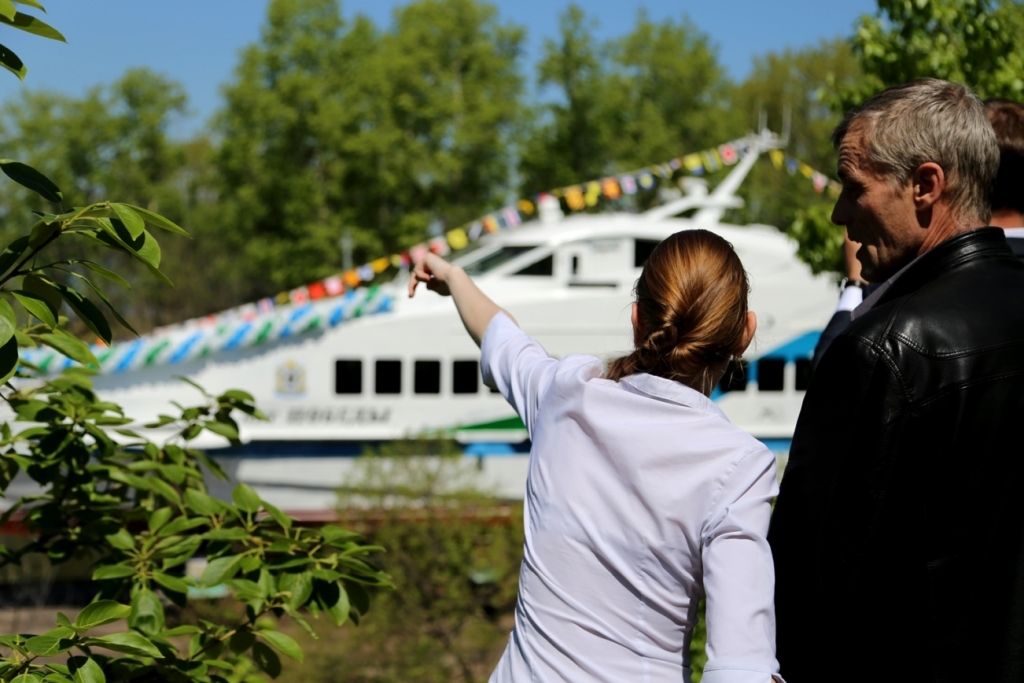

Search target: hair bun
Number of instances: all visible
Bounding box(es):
[645,324,679,354]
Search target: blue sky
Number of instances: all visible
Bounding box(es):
[0,0,876,137]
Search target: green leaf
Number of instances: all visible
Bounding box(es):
[12,290,56,328]
[72,600,131,631]
[0,324,17,385]
[128,588,164,635]
[0,42,25,80]
[25,634,73,656]
[91,564,135,581]
[259,630,303,662]
[183,488,223,516]
[90,632,162,658]
[104,528,134,551]
[13,0,46,11]
[38,330,97,367]
[283,572,313,609]
[96,219,161,268]
[222,389,254,402]
[69,656,104,683]
[55,283,111,345]
[28,219,58,247]
[232,483,261,513]
[147,507,173,534]
[227,628,255,654]
[146,477,181,505]
[251,641,282,678]
[152,570,189,595]
[262,500,292,530]
[111,203,145,239]
[157,514,208,537]
[162,625,201,637]
[0,11,65,42]
[0,159,61,202]
[0,235,29,279]
[204,420,239,442]
[12,673,42,683]
[23,273,62,311]
[200,555,241,587]
[64,271,137,337]
[0,297,14,347]
[72,261,130,289]
[0,1,16,22]
[200,527,249,541]
[127,204,190,238]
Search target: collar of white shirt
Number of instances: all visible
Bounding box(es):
[618,372,727,418]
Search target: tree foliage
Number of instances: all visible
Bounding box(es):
[213,0,525,297]
[518,5,734,197]
[840,0,1024,107]
[0,6,388,682]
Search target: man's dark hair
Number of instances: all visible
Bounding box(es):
[985,98,1024,217]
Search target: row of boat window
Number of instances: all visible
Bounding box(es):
[335,359,486,395]
[334,357,813,396]
[719,359,813,393]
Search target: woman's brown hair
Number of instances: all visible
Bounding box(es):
[606,229,750,393]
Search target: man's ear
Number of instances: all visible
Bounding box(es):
[735,311,757,356]
[912,162,946,211]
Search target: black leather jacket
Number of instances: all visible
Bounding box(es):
[769,228,1024,682]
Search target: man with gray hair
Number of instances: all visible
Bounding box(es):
[769,78,1024,681]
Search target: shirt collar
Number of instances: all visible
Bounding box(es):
[850,254,921,320]
[617,372,729,420]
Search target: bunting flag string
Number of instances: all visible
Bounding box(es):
[768,149,841,197]
[26,137,842,375]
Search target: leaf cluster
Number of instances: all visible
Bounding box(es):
[0,10,389,681]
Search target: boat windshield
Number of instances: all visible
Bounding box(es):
[462,245,537,275]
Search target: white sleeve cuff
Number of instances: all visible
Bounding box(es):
[836,284,864,312]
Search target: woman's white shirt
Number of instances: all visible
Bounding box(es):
[483,313,781,683]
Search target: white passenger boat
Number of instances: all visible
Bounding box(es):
[15,130,838,512]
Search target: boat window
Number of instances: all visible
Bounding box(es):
[635,239,661,267]
[463,245,537,275]
[414,360,441,394]
[375,360,402,394]
[512,254,554,276]
[718,359,748,393]
[757,358,785,392]
[452,360,479,394]
[335,359,362,394]
[795,358,813,391]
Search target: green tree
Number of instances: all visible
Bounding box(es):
[518,6,734,198]
[517,5,611,195]
[840,0,1024,107]
[214,0,525,297]
[0,5,388,681]
[729,39,862,276]
[603,10,734,170]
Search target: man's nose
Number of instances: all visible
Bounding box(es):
[831,198,848,227]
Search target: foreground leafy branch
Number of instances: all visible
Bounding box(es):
[0,6,389,680]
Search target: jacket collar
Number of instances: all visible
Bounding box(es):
[876,227,1013,308]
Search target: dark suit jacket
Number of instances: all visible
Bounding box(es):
[770,228,1024,682]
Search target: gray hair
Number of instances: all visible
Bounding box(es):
[832,79,999,224]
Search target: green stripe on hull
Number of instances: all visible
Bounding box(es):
[457,416,526,431]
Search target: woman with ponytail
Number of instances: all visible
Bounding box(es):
[409,229,783,683]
